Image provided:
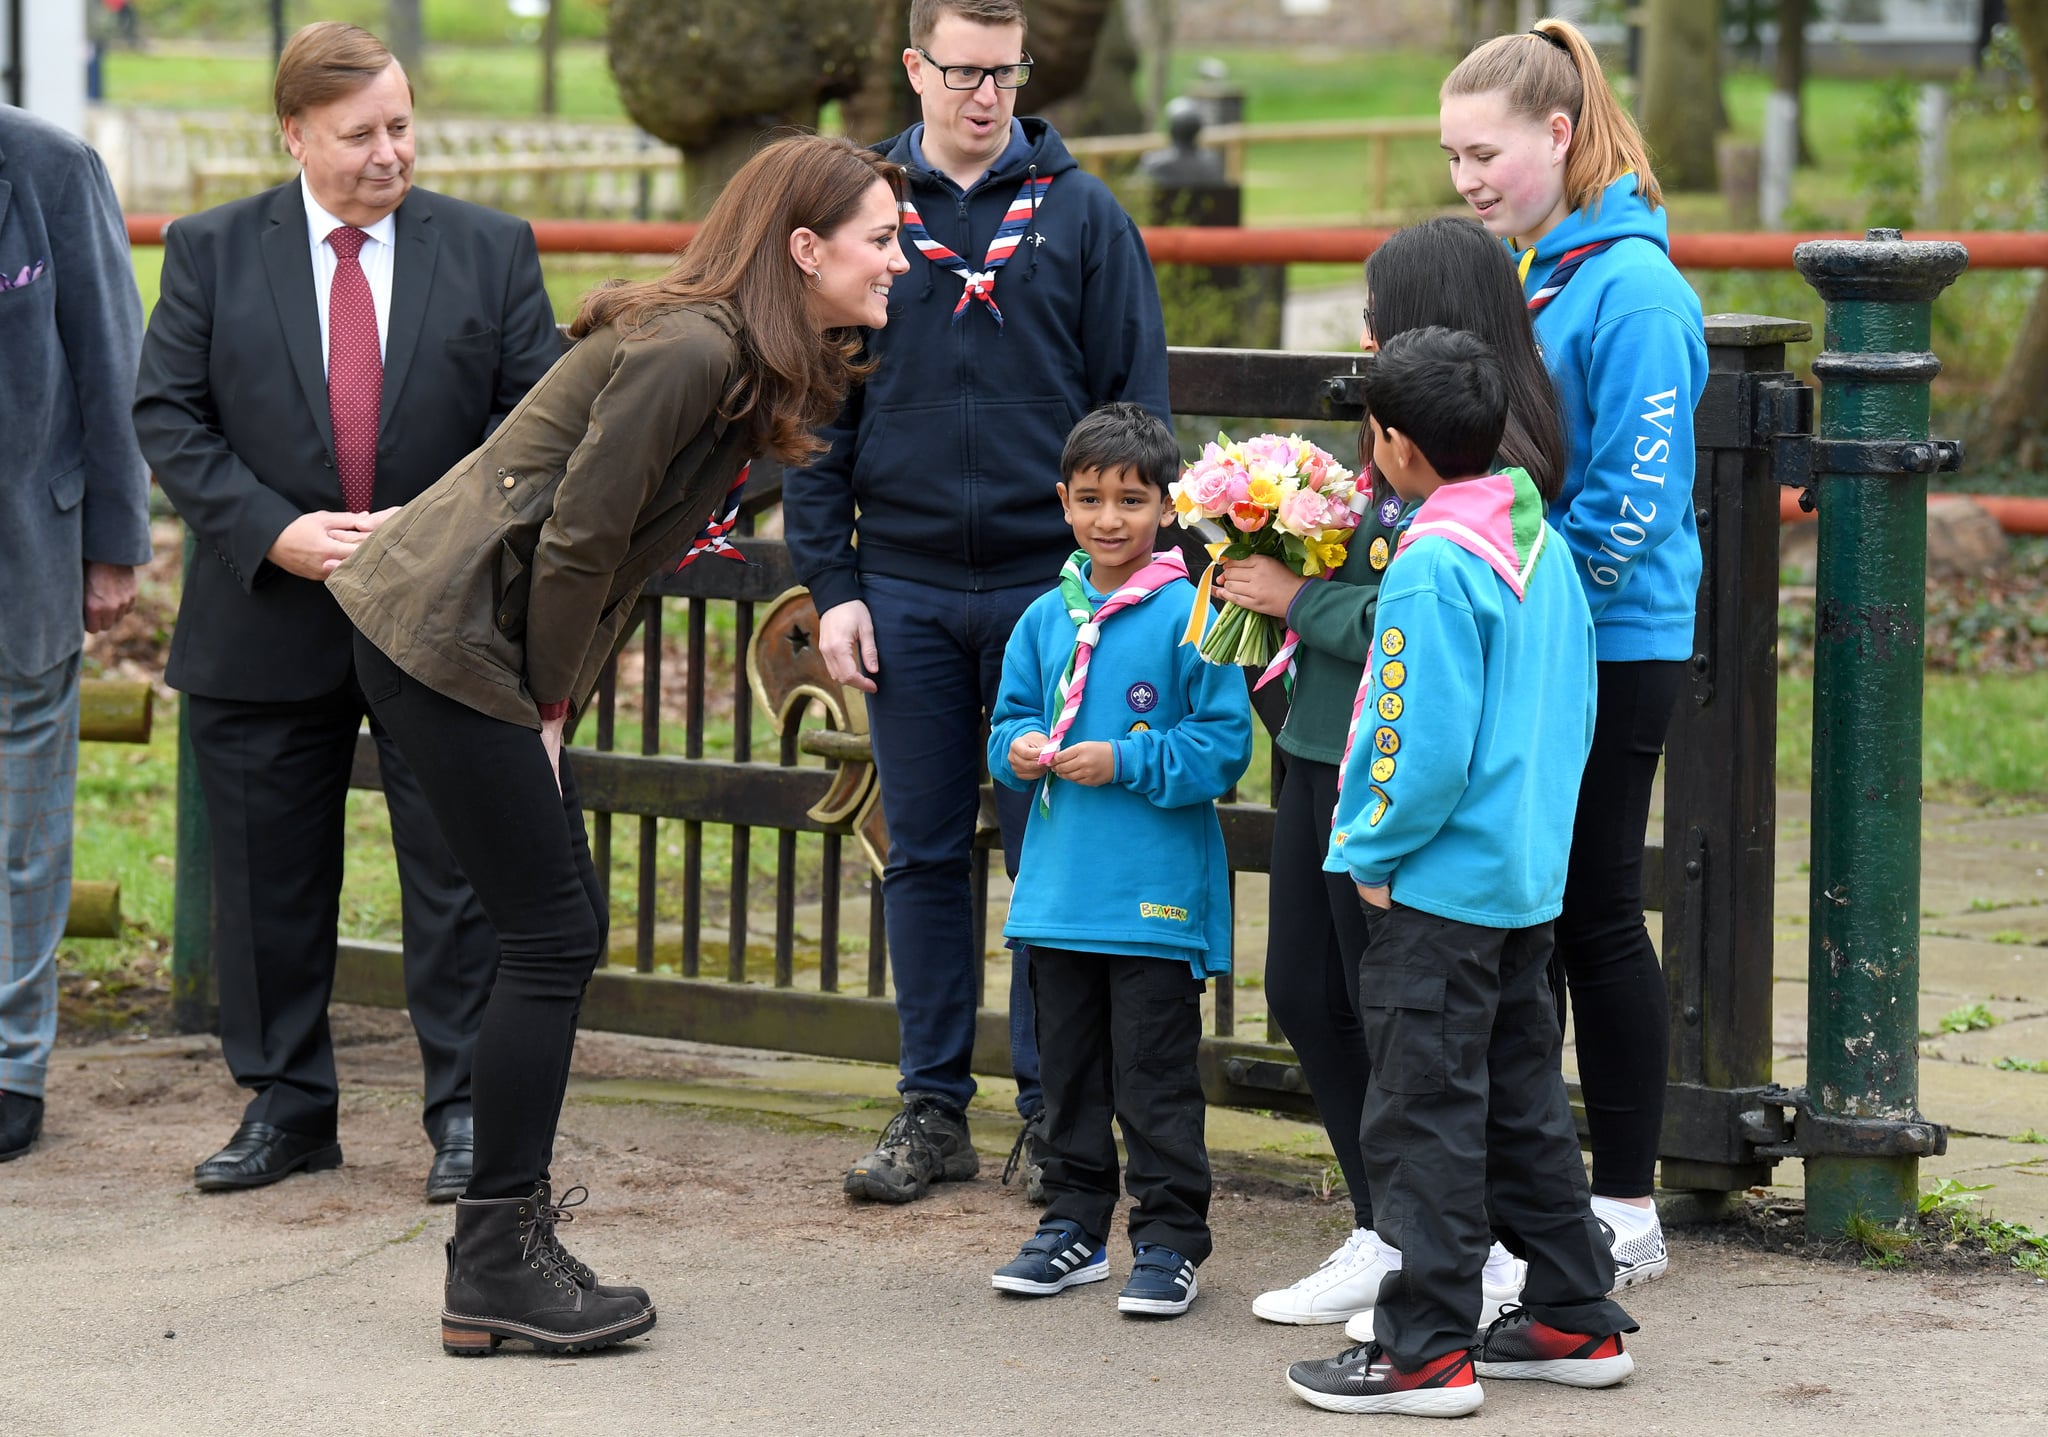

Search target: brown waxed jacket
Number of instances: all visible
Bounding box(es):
[328,301,751,728]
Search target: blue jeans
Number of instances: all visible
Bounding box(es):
[861,573,1047,1118]
[0,653,79,1101]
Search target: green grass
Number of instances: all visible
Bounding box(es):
[1776,673,2048,809]
[103,41,626,120]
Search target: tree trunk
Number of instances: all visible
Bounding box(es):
[1139,0,1175,129]
[1642,0,1723,191]
[387,0,424,76]
[1977,0,2048,468]
[842,0,917,144]
[685,103,821,217]
[540,0,560,116]
[1776,0,1814,165]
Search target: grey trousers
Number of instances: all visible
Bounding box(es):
[0,653,80,1100]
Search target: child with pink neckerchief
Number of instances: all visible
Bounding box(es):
[985,402,1252,1319]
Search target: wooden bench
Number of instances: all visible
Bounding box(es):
[62,678,153,940]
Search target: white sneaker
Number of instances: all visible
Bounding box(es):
[1251,1227,1398,1325]
[1341,1243,1527,1342]
[1593,1198,1669,1290]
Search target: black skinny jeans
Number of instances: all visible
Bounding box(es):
[1262,753,1376,1231]
[353,633,606,1200]
[1553,659,1684,1200]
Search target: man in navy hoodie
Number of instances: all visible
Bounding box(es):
[784,0,1170,1204]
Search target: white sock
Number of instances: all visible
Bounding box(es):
[1592,1194,1660,1235]
[1482,1241,1520,1286]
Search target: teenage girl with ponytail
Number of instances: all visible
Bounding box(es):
[1438,16,1708,1287]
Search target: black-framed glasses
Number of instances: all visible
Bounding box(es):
[916,48,1033,90]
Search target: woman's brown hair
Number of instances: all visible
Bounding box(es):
[1441,17,1662,218]
[570,135,905,465]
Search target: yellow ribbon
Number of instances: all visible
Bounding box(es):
[1180,540,1229,648]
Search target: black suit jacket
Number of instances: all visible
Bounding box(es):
[135,180,563,701]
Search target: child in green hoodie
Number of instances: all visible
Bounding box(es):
[1230,215,1569,1332]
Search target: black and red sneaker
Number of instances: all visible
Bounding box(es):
[1474,1307,1634,1388]
[1286,1342,1483,1417]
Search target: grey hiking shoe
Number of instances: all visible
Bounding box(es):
[1001,1106,1049,1205]
[843,1092,979,1203]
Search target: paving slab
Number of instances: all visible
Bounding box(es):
[12,1017,2047,1437]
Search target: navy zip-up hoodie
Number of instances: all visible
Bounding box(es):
[783,119,1171,614]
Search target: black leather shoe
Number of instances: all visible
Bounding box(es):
[426,1116,474,1204]
[0,1091,45,1163]
[193,1122,343,1191]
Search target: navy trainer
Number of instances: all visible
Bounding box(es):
[992,1224,1109,1296]
[1117,1245,1198,1316]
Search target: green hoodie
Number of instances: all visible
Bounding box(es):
[1276,496,1409,765]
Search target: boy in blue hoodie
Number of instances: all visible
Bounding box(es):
[986,403,1251,1319]
[1285,330,1635,1418]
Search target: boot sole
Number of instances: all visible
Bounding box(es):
[440,1304,656,1356]
[193,1142,343,1191]
[841,1155,979,1203]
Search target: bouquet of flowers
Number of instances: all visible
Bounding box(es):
[1170,431,1362,688]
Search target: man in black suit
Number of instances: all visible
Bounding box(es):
[133,22,562,1200]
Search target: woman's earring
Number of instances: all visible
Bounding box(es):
[807,268,824,289]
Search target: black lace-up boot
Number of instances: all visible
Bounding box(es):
[440,1187,656,1355]
[531,1181,650,1305]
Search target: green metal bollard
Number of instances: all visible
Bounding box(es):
[1792,228,1967,1235]
[170,530,215,1034]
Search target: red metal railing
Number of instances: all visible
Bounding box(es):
[124,215,2048,269]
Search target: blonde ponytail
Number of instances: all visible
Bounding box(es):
[1442,17,1662,217]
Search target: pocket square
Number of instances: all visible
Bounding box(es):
[0,260,47,291]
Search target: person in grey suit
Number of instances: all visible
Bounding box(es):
[0,104,154,1163]
[133,23,562,1200]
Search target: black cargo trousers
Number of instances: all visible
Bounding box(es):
[1356,902,1636,1368]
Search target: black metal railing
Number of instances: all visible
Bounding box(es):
[176,318,1812,1192]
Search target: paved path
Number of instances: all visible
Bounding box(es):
[11,1016,2046,1437]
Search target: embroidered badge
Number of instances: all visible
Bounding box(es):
[1381,659,1407,690]
[1376,495,1402,528]
[1367,784,1391,827]
[1369,536,1390,570]
[1377,692,1403,722]
[1379,627,1406,657]
[1371,755,1396,783]
[1373,726,1400,756]
[1128,720,1151,733]
[1139,902,1190,923]
[1126,681,1158,713]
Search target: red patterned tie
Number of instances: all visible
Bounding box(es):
[326,226,382,512]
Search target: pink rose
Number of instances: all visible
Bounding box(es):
[1276,485,1327,536]
[1178,461,1234,515]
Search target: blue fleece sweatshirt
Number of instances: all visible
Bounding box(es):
[1516,175,1708,662]
[989,562,1253,976]
[782,119,1172,616]
[1325,473,1597,928]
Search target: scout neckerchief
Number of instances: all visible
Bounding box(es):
[1520,238,1617,316]
[1334,467,1546,806]
[899,172,1054,328]
[673,462,749,571]
[1036,547,1188,812]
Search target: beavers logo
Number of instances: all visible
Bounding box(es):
[1139,902,1189,923]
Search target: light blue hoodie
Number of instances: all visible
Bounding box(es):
[1325,470,1597,927]
[1517,174,1708,662]
[989,560,1253,976]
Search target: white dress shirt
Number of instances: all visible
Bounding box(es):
[301,175,396,375]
